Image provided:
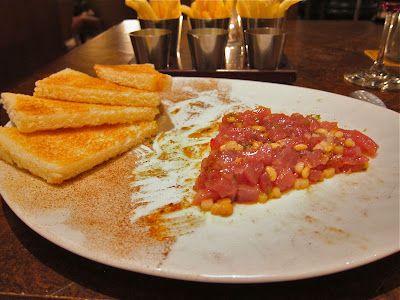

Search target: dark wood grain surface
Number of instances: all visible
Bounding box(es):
[0,19,399,300]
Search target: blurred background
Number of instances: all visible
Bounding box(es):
[298,0,379,20]
[0,0,384,91]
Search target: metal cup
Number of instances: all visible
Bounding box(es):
[241,17,284,32]
[129,28,171,69]
[139,17,182,56]
[245,27,287,70]
[188,17,230,30]
[187,28,229,70]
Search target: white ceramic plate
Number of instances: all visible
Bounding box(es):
[0,78,399,283]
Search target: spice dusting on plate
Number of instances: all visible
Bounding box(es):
[0,151,175,267]
[129,79,245,225]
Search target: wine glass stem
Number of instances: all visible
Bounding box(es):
[370,11,396,73]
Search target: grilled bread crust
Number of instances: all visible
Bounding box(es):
[94,64,172,92]
[0,122,157,184]
[1,93,159,132]
[33,68,160,107]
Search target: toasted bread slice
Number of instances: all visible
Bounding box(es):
[94,64,172,92]
[0,122,157,184]
[33,68,160,107]
[1,93,159,132]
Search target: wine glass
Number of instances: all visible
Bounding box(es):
[344,1,400,91]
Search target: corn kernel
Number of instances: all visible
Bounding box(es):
[315,128,328,135]
[323,167,335,178]
[211,203,221,215]
[345,138,355,147]
[220,140,243,151]
[211,198,233,216]
[251,125,266,132]
[270,187,281,198]
[252,141,263,149]
[265,166,277,182]
[334,131,344,138]
[333,145,344,154]
[295,161,305,174]
[301,166,310,178]
[258,192,268,203]
[293,144,308,151]
[219,202,233,216]
[270,143,280,150]
[227,116,236,123]
[294,178,310,190]
[325,144,334,152]
[201,199,214,211]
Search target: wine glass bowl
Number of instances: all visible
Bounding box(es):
[344,1,400,91]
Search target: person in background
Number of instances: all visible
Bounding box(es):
[71,0,102,45]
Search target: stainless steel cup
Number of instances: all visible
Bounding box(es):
[187,28,229,70]
[241,17,284,60]
[244,27,287,70]
[188,17,230,30]
[129,28,171,69]
[139,17,182,56]
[241,17,284,32]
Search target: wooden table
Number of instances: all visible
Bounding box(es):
[1,19,399,299]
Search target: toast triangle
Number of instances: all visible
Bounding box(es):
[94,64,172,92]
[33,68,160,107]
[1,93,159,132]
[0,122,157,184]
